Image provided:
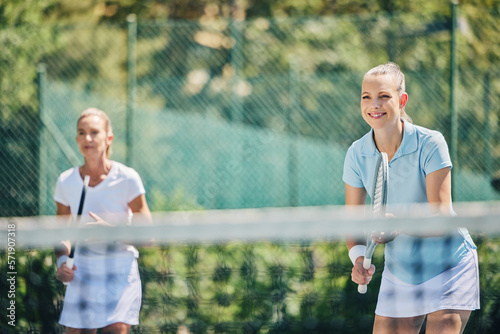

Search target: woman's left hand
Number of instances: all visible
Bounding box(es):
[86,212,114,227]
[370,212,399,244]
[370,230,399,244]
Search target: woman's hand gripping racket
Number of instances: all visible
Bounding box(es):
[64,175,90,285]
[358,152,388,294]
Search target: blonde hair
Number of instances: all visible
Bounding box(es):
[364,62,412,123]
[77,108,113,157]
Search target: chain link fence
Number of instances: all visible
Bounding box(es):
[2,8,500,216]
[3,7,500,334]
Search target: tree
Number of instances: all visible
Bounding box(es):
[0,0,59,216]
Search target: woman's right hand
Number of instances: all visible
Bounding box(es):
[351,257,376,286]
[56,261,76,283]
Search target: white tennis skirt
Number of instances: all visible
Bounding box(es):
[375,249,479,318]
[59,251,142,329]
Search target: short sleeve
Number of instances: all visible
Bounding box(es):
[422,132,453,175]
[343,145,364,188]
[54,174,69,206]
[127,168,146,203]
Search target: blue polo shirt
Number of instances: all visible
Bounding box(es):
[343,120,474,284]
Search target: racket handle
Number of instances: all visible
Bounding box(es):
[363,257,372,270]
[357,258,372,294]
[63,257,74,286]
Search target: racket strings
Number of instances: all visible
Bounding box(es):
[372,163,385,214]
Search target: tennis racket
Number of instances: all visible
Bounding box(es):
[358,152,389,294]
[64,174,90,286]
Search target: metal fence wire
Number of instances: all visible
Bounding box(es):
[1,9,500,216]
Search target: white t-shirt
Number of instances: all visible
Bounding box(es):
[54,161,145,257]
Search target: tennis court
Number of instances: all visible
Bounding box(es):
[2,2,500,333]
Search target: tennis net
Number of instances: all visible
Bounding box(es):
[1,202,500,333]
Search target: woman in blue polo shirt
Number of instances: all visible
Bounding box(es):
[344,62,479,333]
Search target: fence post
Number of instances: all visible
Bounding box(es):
[230,18,243,123]
[230,17,245,208]
[126,14,137,166]
[288,59,299,207]
[37,63,47,215]
[450,0,458,197]
[483,72,492,177]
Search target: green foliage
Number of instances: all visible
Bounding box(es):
[1,1,499,332]
[2,238,499,333]
[0,0,58,118]
[2,1,500,216]
[0,109,41,216]
[0,0,60,216]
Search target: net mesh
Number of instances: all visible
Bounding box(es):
[1,202,500,333]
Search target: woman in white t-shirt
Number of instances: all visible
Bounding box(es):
[54,108,152,334]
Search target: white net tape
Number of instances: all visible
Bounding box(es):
[2,201,500,248]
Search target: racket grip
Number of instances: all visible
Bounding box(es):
[66,257,74,268]
[63,257,74,286]
[357,258,372,294]
[363,257,372,270]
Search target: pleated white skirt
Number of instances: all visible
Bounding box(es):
[59,250,141,329]
[375,249,479,318]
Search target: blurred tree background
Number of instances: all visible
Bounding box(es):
[2,1,500,333]
[2,0,500,215]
